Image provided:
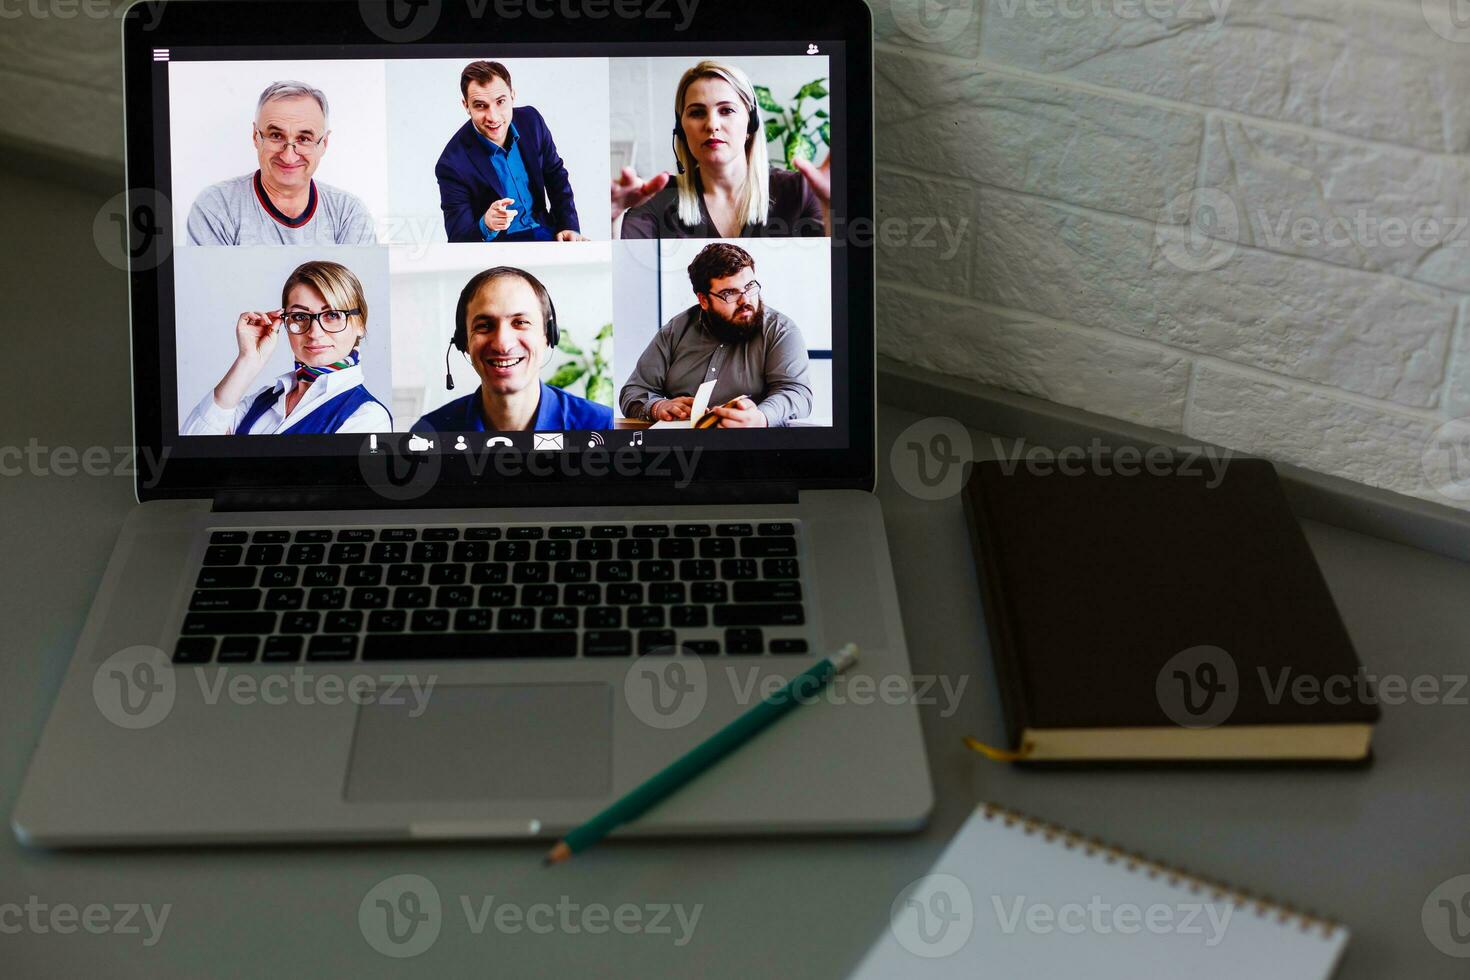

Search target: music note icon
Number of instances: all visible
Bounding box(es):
[630,431,644,447]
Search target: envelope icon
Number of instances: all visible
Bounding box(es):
[534,432,564,451]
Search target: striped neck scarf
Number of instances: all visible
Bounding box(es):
[294,347,360,385]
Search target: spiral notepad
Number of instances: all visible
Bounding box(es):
[854,803,1349,979]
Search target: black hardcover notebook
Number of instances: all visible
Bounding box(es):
[961,455,1379,763]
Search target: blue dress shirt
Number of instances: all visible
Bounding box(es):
[412,382,613,433]
[473,123,543,241]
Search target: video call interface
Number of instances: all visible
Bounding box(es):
[155,43,848,456]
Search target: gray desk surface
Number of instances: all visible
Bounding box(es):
[3,168,1469,978]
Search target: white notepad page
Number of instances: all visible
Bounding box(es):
[853,804,1349,980]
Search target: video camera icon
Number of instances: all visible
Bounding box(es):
[407,435,434,452]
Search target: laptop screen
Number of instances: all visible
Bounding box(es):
[143,34,853,469]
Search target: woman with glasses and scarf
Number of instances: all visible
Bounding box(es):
[181,260,392,435]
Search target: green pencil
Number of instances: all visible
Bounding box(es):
[543,643,860,865]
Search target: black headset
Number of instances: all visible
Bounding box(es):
[672,96,761,175]
[443,267,559,390]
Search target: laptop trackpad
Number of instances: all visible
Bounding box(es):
[344,683,613,802]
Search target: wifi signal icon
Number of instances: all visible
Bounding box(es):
[587,432,605,448]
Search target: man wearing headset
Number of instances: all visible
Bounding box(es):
[412,267,613,433]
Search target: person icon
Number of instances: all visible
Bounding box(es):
[454,435,468,450]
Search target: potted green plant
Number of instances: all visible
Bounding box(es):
[547,322,614,406]
[756,78,830,166]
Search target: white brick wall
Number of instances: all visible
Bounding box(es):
[873,0,1470,510]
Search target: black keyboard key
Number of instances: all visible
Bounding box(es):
[411,609,450,632]
[770,639,809,654]
[245,544,284,565]
[617,538,654,560]
[726,628,764,654]
[679,559,716,581]
[734,581,803,602]
[452,541,489,563]
[554,561,592,584]
[182,612,275,635]
[716,523,754,537]
[540,607,579,629]
[259,566,298,588]
[294,529,333,543]
[607,583,643,604]
[428,563,467,585]
[583,631,632,656]
[387,564,424,585]
[658,538,694,559]
[564,584,601,605]
[478,585,516,606]
[637,560,675,582]
[759,522,796,536]
[721,559,758,580]
[639,630,677,654]
[633,524,669,538]
[196,566,256,588]
[740,537,797,558]
[671,605,708,628]
[329,543,367,564]
[345,564,382,586]
[325,611,363,633]
[715,604,805,627]
[370,542,408,564]
[535,540,572,562]
[550,525,585,539]
[264,588,304,611]
[351,587,391,610]
[436,585,475,607]
[498,608,536,630]
[584,606,621,628]
[521,584,559,606]
[308,587,347,611]
[262,635,303,662]
[280,611,319,633]
[412,541,449,563]
[471,562,510,584]
[576,539,612,561]
[367,610,406,632]
[336,528,375,542]
[253,530,291,544]
[380,528,418,541]
[699,538,736,558]
[512,562,550,584]
[507,527,543,540]
[692,581,728,604]
[209,530,247,544]
[303,565,340,587]
[454,609,494,631]
[173,637,214,664]
[495,541,531,562]
[674,524,712,537]
[649,583,685,604]
[627,606,665,628]
[307,635,358,661]
[189,589,261,612]
[590,525,628,538]
[393,586,432,609]
[203,545,243,566]
[763,558,801,580]
[363,632,577,660]
[465,527,501,540]
[685,640,720,656]
[287,543,325,565]
[422,527,459,541]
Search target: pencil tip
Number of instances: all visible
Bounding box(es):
[543,842,571,866]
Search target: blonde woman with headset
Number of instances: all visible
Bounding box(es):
[612,60,831,239]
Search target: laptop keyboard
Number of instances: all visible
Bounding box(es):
[174,522,809,664]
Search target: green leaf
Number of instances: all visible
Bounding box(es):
[814,109,828,119]
[557,337,583,356]
[587,374,614,407]
[819,121,830,146]
[547,363,586,389]
[596,322,613,341]
[797,79,828,100]
[785,131,818,165]
[764,118,787,143]
[754,85,782,114]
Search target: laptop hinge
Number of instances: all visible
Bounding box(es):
[211,482,801,513]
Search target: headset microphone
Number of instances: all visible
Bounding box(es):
[444,339,455,390]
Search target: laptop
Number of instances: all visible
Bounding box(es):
[12,0,933,846]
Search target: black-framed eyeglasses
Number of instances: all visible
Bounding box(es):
[283,309,359,334]
[706,280,761,304]
[254,127,330,154]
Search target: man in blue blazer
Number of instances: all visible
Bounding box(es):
[435,61,585,244]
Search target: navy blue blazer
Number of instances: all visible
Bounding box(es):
[434,107,580,243]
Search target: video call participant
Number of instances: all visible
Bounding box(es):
[414,268,613,433]
[435,61,585,244]
[619,243,812,428]
[186,81,377,246]
[613,60,831,240]
[181,261,391,435]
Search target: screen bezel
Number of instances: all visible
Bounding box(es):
[123,0,876,502]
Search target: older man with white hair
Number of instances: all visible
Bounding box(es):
[186,80,377,245]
